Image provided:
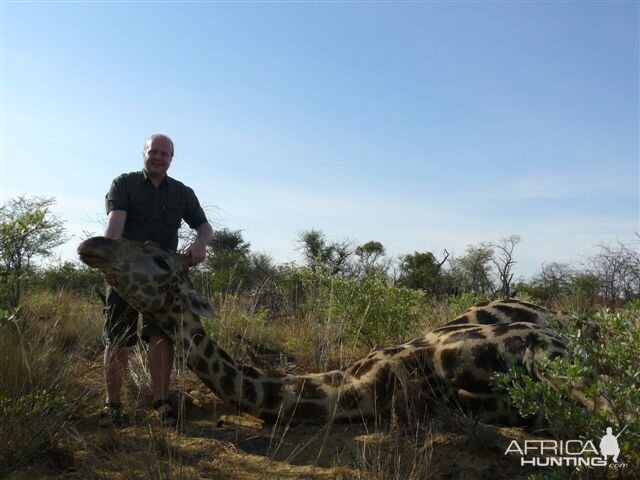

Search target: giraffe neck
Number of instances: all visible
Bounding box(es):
[169,309,385,423]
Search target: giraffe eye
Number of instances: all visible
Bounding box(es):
[153,256,170,271]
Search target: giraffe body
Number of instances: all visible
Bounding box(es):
[78,237,568,425]
[446,298,566,327]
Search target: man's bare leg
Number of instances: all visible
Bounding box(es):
[104,345,129,403]
[149,334,174,418]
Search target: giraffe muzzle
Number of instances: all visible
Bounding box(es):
[77,236,116,267]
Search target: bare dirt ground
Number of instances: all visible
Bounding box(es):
[4,348,544,480]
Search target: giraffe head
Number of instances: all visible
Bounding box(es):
[78,237,213,326]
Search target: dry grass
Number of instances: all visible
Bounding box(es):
[0,290,103,471]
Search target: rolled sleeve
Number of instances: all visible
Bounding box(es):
[105,175,129,214]
[183,187,207,229]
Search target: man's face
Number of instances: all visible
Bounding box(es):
[143,137,173,178]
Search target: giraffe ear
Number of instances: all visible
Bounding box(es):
[184,288,214,318]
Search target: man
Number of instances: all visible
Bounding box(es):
[102,133,213,425]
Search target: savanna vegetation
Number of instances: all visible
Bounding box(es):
[1,195,638,479]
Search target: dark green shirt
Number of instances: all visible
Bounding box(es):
[105,170,207,251]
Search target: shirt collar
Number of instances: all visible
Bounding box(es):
[141,169,170,187]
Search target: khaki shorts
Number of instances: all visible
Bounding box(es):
[104,286,167,347]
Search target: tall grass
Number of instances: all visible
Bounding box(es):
[0,289,103,470]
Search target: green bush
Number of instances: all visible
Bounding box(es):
[31,261,103,297]
[496,305,640,475]
[297,268,426,347]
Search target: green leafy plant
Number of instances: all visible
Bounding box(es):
[496,305,640,475]
[298,268,426,348]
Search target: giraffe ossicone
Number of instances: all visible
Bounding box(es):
[78,236,587,426]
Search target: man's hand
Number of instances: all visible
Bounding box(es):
[185,242,207,266]
[186,223,213,266]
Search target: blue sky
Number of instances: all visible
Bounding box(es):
[1,1,638,277]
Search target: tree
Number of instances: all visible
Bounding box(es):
[398,250,449,293]
[537,262,575,301]
[571,272,600,305]
[354,240,389,277]
[585,239,640,307]
[485,235,521,298]
[207,228,251,257]
[297,229,354,275]
[449,245,495,296]
[522,262,576,304]
[203,228,252,294]
[0,196,67,308]
[200,228,279,298]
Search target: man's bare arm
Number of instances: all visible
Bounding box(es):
[105,210,127,239]
[186,222,214,265]
[102,210,127,285]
